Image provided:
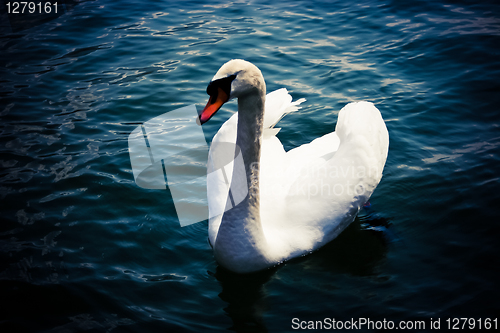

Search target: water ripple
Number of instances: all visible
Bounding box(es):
[0,0,499,331]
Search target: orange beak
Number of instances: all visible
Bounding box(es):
[198,87,229,125]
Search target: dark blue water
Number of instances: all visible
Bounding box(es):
[1,0,499,332]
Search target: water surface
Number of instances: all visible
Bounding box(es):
[1,0,499,332]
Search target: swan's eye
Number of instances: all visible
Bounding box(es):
[206,74,236,103]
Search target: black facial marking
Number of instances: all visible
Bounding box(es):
[206,74,236,103]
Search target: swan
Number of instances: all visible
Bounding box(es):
[199,59,389,274]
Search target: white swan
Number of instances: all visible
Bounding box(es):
[199,59,389,273]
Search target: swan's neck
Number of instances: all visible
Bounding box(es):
[236,91,265,207]
[213,90,272,273]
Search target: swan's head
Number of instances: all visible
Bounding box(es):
[199,59,264,124]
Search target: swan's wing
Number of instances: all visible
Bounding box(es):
[286,131,341,161]
[335,101,389,166]
[277,102,389,253]
[263,88,306,129]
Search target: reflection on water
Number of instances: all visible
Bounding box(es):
[300,216,390,277]
[215,267,274,333]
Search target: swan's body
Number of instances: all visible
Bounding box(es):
[200,60,389,273]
